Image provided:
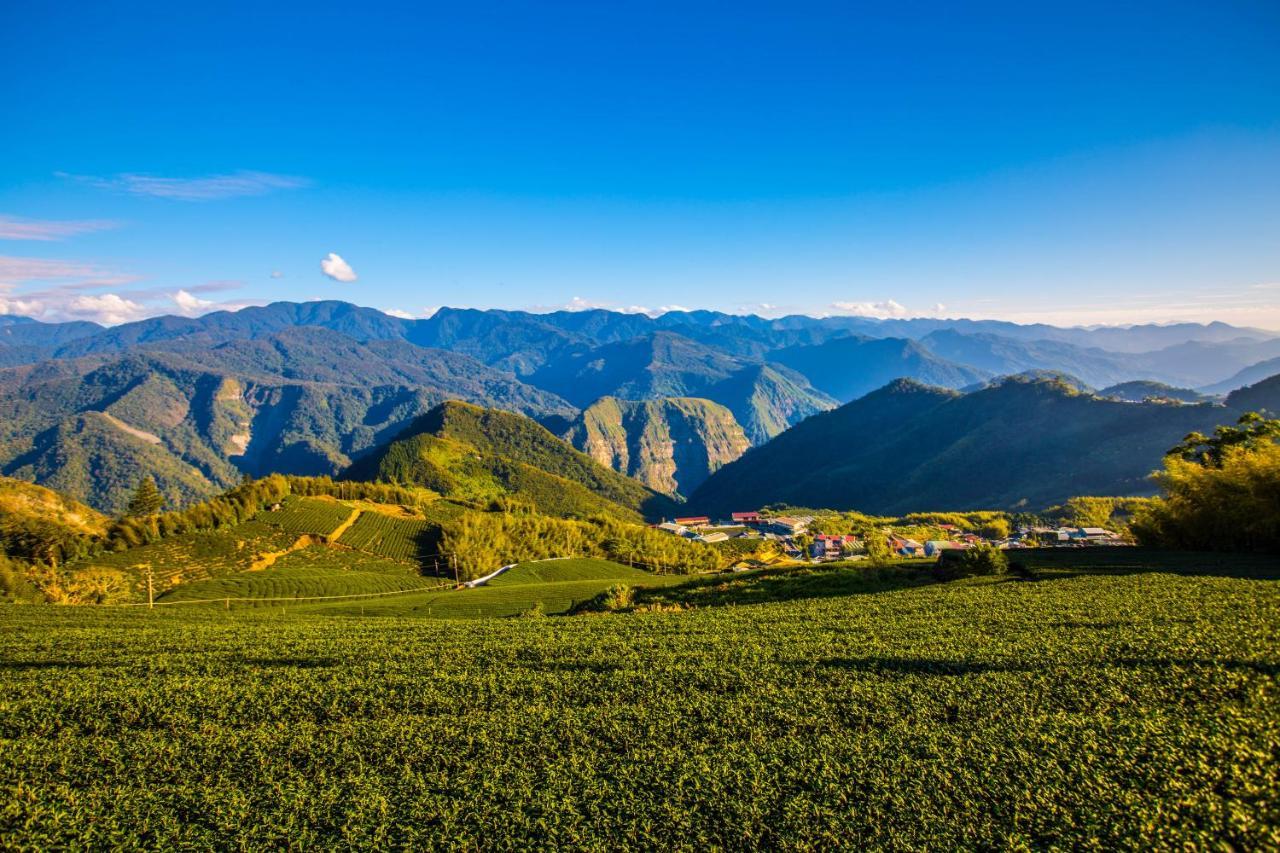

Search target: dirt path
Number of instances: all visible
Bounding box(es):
[248,535,317,572]
[326,507,362,543]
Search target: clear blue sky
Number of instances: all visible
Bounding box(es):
[2,1,1278,327]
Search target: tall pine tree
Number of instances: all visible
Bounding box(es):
[126,476,164,517]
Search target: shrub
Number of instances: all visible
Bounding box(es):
[935,544,1008,579]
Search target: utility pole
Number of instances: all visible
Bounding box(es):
[146,566,154,610]
[451,554,459,585]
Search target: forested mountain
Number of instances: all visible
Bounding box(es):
[2,299,1277,513]
[690,376,1236,515]
[1099,381,1211,403]
[345,401,676,521]
[562,397,751,497]
[1224,374,1280,414]
[0,331,572,512]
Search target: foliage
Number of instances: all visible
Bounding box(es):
[125,476,164,517]
[1044,496,1154,531]
[2,553,1276,848]
[1168,412,1280,467]
[336,513,435,564]
[440,510,723,580]
[934,543,1009,579]
[1132,442,1280,553]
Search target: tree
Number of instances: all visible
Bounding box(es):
[1168,412,1280,468]
[860,528,892,566]
[125,476,164,517]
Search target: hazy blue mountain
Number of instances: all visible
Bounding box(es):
[770,335,989,402]
[1099,381,1212,403]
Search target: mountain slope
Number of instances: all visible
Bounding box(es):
[0,329,574,512]
[691,377,1233,515]
[921,329,1141,388]
[770,335,989,402]
[345,401,676,521]
[562,397,751,497]
[1225,374,1280,414]
[703,364,836,444]
[1099,381,1211,403]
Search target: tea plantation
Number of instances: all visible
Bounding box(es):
[1,552,1277,848]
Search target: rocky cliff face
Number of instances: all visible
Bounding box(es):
[563,397,752,497]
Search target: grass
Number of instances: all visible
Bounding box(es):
[311,557,688,618]
[1,550,1276,848]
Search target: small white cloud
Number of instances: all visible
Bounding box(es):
[0,296,45,317]
[383,308,414,319]
[933,303,947,315]
[270,270,284,279]
[59,170,310,201]
[653,304,691,315]
[830,299,909,319]
[320,252,357,283]
[65,293,147,325]
[422,305,442,318]
[0,214,120,242]
[172,289,215,316]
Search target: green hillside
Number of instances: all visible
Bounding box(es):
[563,397,751,496]
[692,376,1236,515]
[346,401,676,521]
[2,550,1276,847]
[704,363,836,444]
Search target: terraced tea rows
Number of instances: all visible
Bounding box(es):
[158,546,430,603]
[2,552,1276,848]
[336,512,433,563]
[77,521,299,596]
[257,497,354,537]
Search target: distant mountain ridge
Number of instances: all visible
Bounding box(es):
[2,299,1278,512]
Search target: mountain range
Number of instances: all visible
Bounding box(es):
[0,300,1276,513]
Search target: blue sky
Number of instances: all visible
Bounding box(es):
[2,0,1279,327]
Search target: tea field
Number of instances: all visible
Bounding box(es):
[1,551,1277,848]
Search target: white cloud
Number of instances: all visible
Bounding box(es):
[320,252,357,282]
[172,289,215,316]
[383,308,414,319]
[65,293,147,325]
[654,304,691,314]
[0,296,45,316]
[58,170,311,201]
[933,303,947,315]
[270,270,284,279]
[0,214,120,242]
[829,299,909,319]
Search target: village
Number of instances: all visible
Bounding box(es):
[655,510,1127,562]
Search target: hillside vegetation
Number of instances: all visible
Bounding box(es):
[345,401,676,521]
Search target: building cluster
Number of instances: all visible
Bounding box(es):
[654,510,1127,561]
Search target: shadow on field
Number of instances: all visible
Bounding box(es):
[637,564,933,609]
[1018,548,1280,582]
